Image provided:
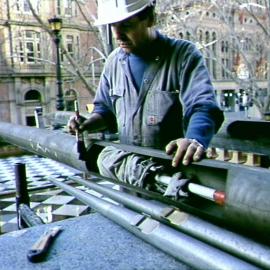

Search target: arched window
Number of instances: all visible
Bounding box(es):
[212,33,216,48]
[221,40,225,53]
[25,89,41,102]
[225,41,229,53]
[24,89,41,126]
[205,31,210,43]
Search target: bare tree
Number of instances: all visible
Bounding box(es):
[25,0,107,98]
[155,0,269,119]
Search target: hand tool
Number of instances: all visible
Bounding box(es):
[27,226,62,262]
[74,100,87,160]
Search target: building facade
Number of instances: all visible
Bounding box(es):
[0,0,102,125]
[157,0,268,117]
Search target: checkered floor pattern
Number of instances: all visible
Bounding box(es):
[0,155,80,192]
[0,155,117,234]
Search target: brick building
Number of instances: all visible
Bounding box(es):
[0,0,102,125]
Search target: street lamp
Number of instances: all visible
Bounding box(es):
[48,16,64,111]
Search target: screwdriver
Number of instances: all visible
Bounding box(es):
[74,100,86,160]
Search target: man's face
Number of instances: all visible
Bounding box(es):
[111,16,151,54]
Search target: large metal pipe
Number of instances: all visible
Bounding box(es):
[0,122,270,239]
[0,122,87,172]
[49,178,259,270]
[69,175,270,269]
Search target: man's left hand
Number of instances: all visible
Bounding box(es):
[165,138,205,167]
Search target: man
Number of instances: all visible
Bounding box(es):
[70,0,224,189]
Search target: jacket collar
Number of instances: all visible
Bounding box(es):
[117,31,168,63]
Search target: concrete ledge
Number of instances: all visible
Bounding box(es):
[0,213,191,270]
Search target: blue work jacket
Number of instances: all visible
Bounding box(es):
[93,32,223,149]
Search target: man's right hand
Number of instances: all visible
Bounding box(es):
[67,115,86,135]
[68,112,109,135]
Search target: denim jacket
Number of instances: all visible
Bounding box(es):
[94,32,223,149]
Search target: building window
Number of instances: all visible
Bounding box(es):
[221,40,225,53]
[64,0,73,16]
[24,89,42,126]
[64,35,79,61]
[57,0,61,15]
[16,0,40,13]
[57,0,77,17]
[221,58,230,79]
[26,42,34,62]
[66,35,74,58]
[205,31,210,43]
[25,89,41,102]
[15,31,41,64]
[221,40,229,54]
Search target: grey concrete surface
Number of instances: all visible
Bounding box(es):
[0,213,192,270]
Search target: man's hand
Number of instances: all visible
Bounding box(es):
[165,138,205,167]
[67,115,86,135]
[67,113,108,135]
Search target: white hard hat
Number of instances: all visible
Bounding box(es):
[95,0,155,26]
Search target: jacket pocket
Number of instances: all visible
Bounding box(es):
[145,90,180,125]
